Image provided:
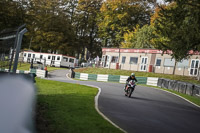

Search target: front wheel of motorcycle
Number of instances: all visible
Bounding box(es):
[128,88,133,98]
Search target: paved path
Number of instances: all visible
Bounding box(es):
[48,69,200,133]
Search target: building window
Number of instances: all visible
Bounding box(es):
[63,57,68,62]
[111,56,118,63]
[52,56,55,60]
[57,56,60,60]
[164,58,175,67]
[40,55,43,59]
[177,59,189,68]
[102,56,105,62]
[121,56,126,64]
[24,53,26,57]
[156,59,161,66]
[48,56,51,59]
[69,58,74,63]
[130,57,138,64]
[28,53,31,57]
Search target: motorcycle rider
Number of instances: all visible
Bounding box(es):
[124,73,138,92]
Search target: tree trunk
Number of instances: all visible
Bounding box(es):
[173,61,177,75]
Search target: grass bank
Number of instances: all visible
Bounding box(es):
[74,68,200,85]
[36,78,122,133]
[17,63,66,71]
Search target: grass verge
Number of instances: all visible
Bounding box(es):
[36,78,123,133]
[141,84,200,106]
[74,68,200,85]
[17,63,67,71]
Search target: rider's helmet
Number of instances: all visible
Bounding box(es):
[131,73,135,77]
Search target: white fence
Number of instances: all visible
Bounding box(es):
[147,77,159,86]
[97,74,109,82]
[80,73,89,80]
[119,76,129,83]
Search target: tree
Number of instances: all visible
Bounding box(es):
[97,0,154,47]
[152,0,200,61]
[25,0,75,55]
[121,24,155,48]
[0,0,26,31]
[73,0,103,59]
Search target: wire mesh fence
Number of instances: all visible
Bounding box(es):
[0,30,16,71]
[0,24,27,73]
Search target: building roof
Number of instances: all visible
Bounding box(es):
[102,48,200,55]
[23,51,76,58]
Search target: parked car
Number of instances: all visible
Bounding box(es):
[81,62,90,67]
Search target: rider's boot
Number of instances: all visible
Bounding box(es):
[124,86,126,92]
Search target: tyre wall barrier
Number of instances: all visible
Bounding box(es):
[0,68,30,74]
[74,72,148,85]
[168,80,177,90]
[161,79,170,89]
[88,74,97,81]
[97,74,109,82]
[119,76,129,83]
[75,72,80,79]
[80,73,88,80]
[147,77,158,86]
[137,77,147,84]
[36,69,46,78]
[157,78,163,87]
[108,75,120,82]
[158,78,200,97]
[74,72,200,97]
[0,68,46,78]
[186,83,194,96]
[193,85,200,97]
[177,82,187,94]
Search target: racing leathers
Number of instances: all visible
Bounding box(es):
[124,76,138,91]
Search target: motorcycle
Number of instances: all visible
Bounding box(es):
[125,80,136,98]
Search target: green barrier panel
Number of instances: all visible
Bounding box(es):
[75,72,80,79]
[0,68,5,72]
[136,77,147,84]
[30,69,36,74]
[19,70,25,73]
[88,74,97,81]
[108,75,120,82]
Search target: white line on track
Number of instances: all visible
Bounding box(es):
[66,73,126,133]
[151,87,200,108]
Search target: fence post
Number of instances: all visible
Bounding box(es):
[13,28,28,73]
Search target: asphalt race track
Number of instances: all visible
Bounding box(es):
[47,70,200,133]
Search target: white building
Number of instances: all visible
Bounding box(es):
[101,48,200,77]
[22,51,77,68]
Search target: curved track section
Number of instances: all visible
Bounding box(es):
[48,70,200,133]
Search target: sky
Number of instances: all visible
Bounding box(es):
[157,0,165,4]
